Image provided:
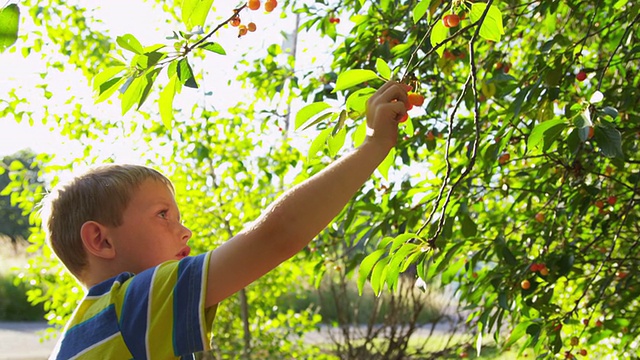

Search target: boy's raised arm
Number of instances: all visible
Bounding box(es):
[204,81,409,307]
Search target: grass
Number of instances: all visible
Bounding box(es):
[0,238,46,321]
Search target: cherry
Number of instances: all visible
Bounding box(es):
[443,14,460,28]
[539,267,549,276]
[535,212,545,223]
[607,195,617,206]
[426,130,435,141]
[579,349,587,356]
[238,25,248,37]
[408,92,425,107]
[498,153,510,165]
[247,22,257,32]
[230,16,241,27]
[264,0,277,12]
[570,336,579,346]
[576,71,587,82]
[521,279,531,290]
[248,0,260,11]
[587,126,594,139]
[399,114,409,123]
[594,200,604,209]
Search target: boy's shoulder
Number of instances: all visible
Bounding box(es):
[51,253,217,360]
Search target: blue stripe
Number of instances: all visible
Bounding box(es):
[173,254,207,356]
[56,304,119,359]
[119,267,155,360]
[87,272,134,297]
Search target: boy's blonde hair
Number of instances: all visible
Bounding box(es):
[41,164,174,279]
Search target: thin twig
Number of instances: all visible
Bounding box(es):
[416,0,497,246]
[597,12,640,91]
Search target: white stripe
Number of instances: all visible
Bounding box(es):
[69,332,121,359]
[199,252,210,348]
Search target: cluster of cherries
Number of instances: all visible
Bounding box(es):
[232,0,278,37]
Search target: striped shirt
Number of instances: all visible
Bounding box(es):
[49,252,217,360]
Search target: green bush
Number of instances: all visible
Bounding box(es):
[277,276,444,325]
[0,272,46,321]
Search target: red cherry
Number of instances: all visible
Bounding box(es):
[576,71,587,82]
[443,14,460,28]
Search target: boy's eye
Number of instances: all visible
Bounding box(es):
[159,210,168,218]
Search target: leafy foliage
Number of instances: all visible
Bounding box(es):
[3,0,640,358]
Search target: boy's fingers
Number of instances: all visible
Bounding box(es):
[377,101,407,122]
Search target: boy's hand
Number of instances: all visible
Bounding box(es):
[364,81,410,151]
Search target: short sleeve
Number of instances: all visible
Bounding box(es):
[117,252,217,359]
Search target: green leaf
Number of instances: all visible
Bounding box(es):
[327,125,347,157]
[295,102,332,130]
[528,118,566,150]
[181,0,214,31]
[346,88,376,117]
[116,34,144,55]
[137,68,161,110]
[0,4,20,53]
[600,106,618,119]
[95,77,126,104]
[460,213,477,238]
[390,233,417,253]
[199,42,226,55]
[334,69,379,92]
[120,75,148,115]
[93,66,127,92]
[594,123,623,158]
[177,58,198,88]
[469,3,505,42]
[159,74,180,129]
[505,321,532,348]
[412,0,430,23]
[430,20,448,57]
[370,256,390,295]
[386,243,418,291]
[375,58,391,80]
[377,148,396,180]
[358,249,387,295]
[352,120,367,147]
[332,109,347,136]
[380,0,390,12]
[307,127,332,161]
[9,160,24,171]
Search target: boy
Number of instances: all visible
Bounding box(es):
[45,81,409,359]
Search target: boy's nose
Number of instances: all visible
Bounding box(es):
[181,224,192,243]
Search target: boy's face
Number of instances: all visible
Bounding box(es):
[107,178,192,274]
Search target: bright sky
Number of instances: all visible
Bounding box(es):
[0,1,340,165]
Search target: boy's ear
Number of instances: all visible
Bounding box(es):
[80,221,116,260]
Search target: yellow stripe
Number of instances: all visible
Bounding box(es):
[147,261,179,359]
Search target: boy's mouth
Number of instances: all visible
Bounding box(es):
[176,246,191,259]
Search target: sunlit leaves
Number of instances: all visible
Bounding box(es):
[159,74,180,129]
[527,118,566,151]
[430,20,447,57]
[116,34,144,54]
[177,58,198,88]
[375,58,392,80]
[295,102,332,130]
[0,4,19,53]
[469,3,504,42]
[199,42,226,55]
[334,69,379,92]
[181,0,214,31]
[412,0,430,23]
